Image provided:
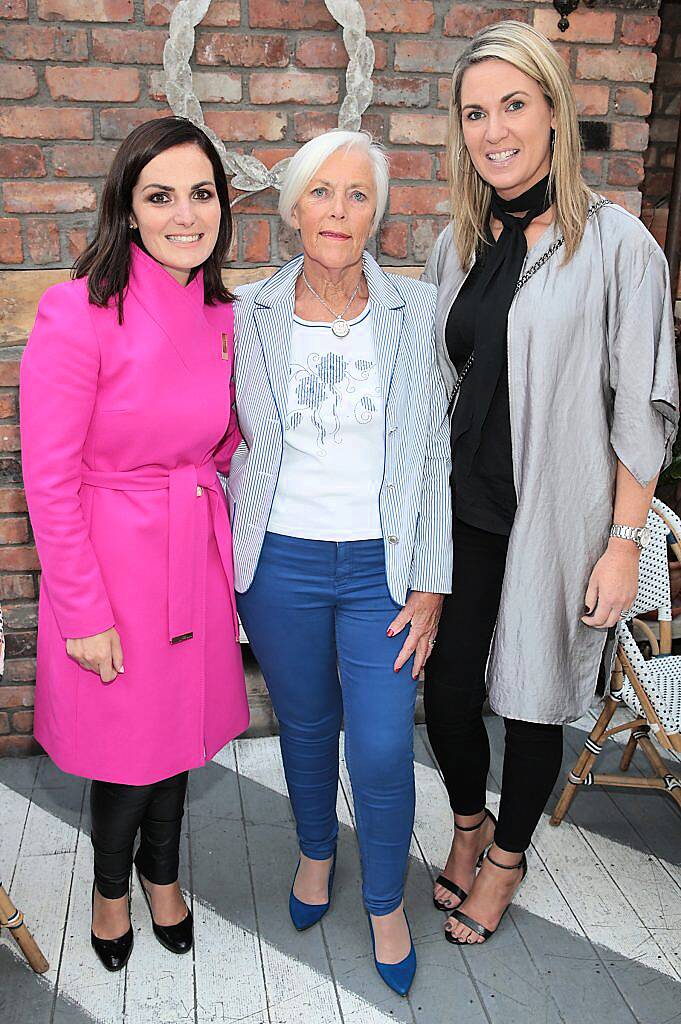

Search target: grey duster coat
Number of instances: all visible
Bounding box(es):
[423,197,679,724]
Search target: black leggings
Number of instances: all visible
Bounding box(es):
[90,771,188,899]
[425,519,563,854]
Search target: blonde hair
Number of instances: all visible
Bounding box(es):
[279,129,389,236]
[446,20,591,266]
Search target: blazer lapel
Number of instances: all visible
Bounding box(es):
[362,252,405,410]
[252,255,303,426]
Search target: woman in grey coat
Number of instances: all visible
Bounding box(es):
[422,21,678,946]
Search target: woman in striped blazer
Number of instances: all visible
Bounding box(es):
[227,130,452,996]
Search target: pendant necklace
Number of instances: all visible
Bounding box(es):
[302,269,363,338]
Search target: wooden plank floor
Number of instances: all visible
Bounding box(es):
[1,710,680,1024]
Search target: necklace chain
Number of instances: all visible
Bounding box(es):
[301,269,363,326]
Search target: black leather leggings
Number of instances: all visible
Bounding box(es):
[90,771,188,899]
[425,519,563,854]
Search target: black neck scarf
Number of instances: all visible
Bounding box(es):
[452,173,553,473]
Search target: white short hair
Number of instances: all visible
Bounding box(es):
[278,129,390,236]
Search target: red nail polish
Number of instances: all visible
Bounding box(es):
[387,628,394,637]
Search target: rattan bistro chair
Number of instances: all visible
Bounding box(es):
[551,498,681,826]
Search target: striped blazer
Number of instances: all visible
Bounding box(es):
[226,250,453,605]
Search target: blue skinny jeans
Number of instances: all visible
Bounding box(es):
[237,532,417,916]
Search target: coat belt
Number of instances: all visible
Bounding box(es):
[81,462,240,644]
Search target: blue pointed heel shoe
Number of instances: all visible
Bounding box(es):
[289,850,337,931]
[367,908,416,997]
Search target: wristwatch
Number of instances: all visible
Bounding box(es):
[610,524,652,550]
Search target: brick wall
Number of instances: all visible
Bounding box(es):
[643,0,680,206]
[0,0,672,754]
[0,0,668,272]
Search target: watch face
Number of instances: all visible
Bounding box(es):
[639,526,652,547]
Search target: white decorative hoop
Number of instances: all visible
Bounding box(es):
[161,0,375,206]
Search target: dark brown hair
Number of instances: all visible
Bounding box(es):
[73,116,234,323]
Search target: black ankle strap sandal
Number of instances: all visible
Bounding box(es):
[432,808,497,913]
[444,850,528,945]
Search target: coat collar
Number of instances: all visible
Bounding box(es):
[253,250,406,312]
[252,250,405,426]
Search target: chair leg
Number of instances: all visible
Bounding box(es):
[550,698,616,826]
[0,884,49,974]
[619,725,648,772]
[636,736,681,812]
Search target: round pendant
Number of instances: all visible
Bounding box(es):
[331,317,350,338]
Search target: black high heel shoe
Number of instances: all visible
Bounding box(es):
[433,808,497,912]
[445,850,527,945]
[134,863,193,954]
[91,882,134,972]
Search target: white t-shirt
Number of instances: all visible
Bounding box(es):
[267,304,385,541]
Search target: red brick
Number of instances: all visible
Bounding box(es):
[3,601,38,630]
[297,35,387,71]
[0,106,93,140]
[438,77,452,110]
[11,709,34,733]
[0,488,26,512]
[0,575,33,599]
[380,221,408,259]
[614,86,652,118]
[150,69,241,103]
[0,143,45,177]
[576,48,657,84]
[446,5,527,37]
[608,155,645,187]
[251,147,297,168]
[53,143,116,177]
[0,63,37,99]
[373,76,429,108]
[363,0,434,34]
[205,110,286,142]
[621,14,660,48]
[144,0,239,25]
[611,121,650,152]
[0,735,42,755]
[91,28,165,64]
[573,84,610,117]
[229,187,277,215]
[0,685,34,708]
[390,185,450,216]
[0,217,22,263]
[249,70,338,105]
[0,516,26,542]
[242,219,270,263]
[26,219,60,264]
[602,190,642,216]
[293,111,384,143]
[0,0,28,16]
[387,151,432,180]
[249,0,334,30]
[66,225,89,259]
[395,38,466,74]
[581,153,604,184]
[389,113,448,147]
[533,8,615,43]
[0,423,19,450]
[4,181,96,213]
[46,66,140,103]
[37,0,133,21]
[0,358,21,385]
[196,33,289,68]
[1,655,35,680]
[0,394,16,418]
[0,712,9,734]
[0,545,40,570]
[99,107,171,140]
[436,151,448,181]
[0,24,88,60]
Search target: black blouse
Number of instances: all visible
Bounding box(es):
[446,253,517,536]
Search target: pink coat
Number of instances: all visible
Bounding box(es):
[20,244,249,784]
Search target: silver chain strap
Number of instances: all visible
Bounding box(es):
[448,198,610,408]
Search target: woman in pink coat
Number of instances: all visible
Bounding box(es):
[20,117,249,971]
